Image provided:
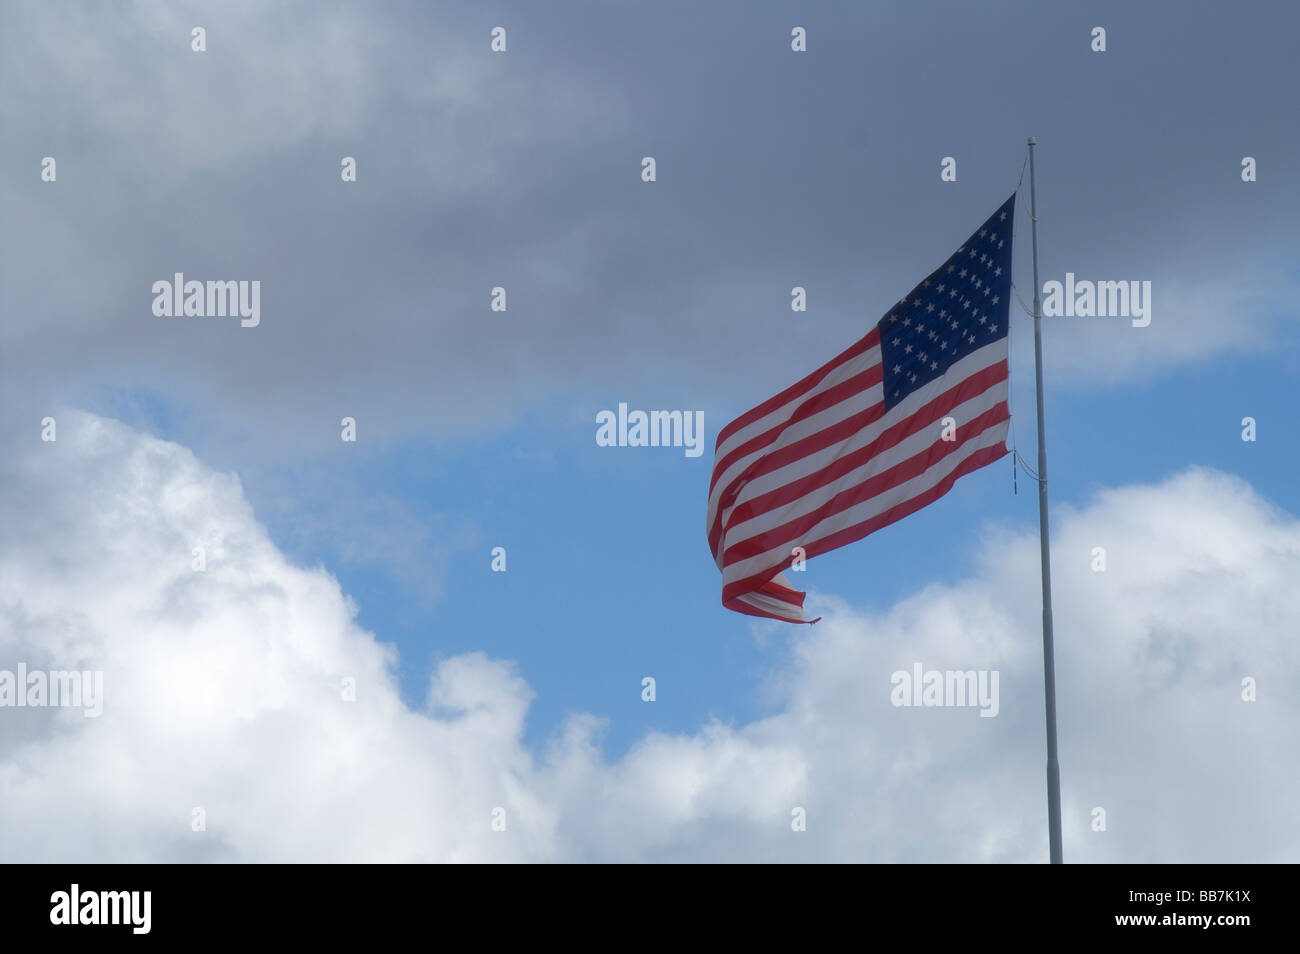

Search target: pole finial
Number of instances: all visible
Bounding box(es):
[1028,136,1037,146]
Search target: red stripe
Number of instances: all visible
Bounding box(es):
[721,596,811,623]
[723,399,1008,567]
[722,576,818,624]
[722,399,1009,568]
[708,362,884,497]
[706,374,886,557]
[758,578,805,605]
[722,439,1008,604]
[720,361,1006,539]
[711,360,1005,559]
[713,327,880,451]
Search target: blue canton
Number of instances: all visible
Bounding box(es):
[880,194,1015,411]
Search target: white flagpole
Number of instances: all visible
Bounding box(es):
[1027,136,1063,864]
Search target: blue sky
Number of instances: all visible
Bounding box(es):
[258,314,1297,758]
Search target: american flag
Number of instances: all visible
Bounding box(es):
[708,195,1016,623]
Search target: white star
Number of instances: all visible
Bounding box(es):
[949,289,958,298]
[903,317,911,326]
[922,279,931,287]
[983,286,991,296]
[930,360,938,370]
[991,295,1000,305]
[994,266,1002,277]
[916,323,926,333]
[979,314,987,325]
[937,284,946,293]
[939,340,948,350]
[928,330,937,340]
[959,268,968,278]
[967,333,976,343]
[926,303,935,312]
[909,373,917,383]
[969,249,978,259]
[998,239,1004,248]
[939,309,947,318]
[962,299,971,309]
[999,211,1006,221]
[892,337,901,345]
[919,352,928,362]
[905,344,913,354]
[893,364,902,374]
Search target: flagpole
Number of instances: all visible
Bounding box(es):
[1027,136,1063,864]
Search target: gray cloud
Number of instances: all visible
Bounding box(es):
[2,0,1296,465]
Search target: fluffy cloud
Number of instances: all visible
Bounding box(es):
[0,413,1295,861]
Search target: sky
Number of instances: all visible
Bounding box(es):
[0,0,1297,862]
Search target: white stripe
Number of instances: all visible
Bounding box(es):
[710,342,881,487]
[709,341,1002,546]
[722,362,1006,546]
[722,413,1008,586]
[735,592,802,621]
[707,353,884,539]
[712,342,881,465]
[715,341,1007,555]
[733,573,805,621]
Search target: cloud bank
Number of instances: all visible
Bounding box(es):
[0,413,1295,862]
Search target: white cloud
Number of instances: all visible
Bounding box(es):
[0,414,1296,862]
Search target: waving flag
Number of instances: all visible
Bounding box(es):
[708,195,1016,623]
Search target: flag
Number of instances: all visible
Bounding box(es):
[708,195,1016,623]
